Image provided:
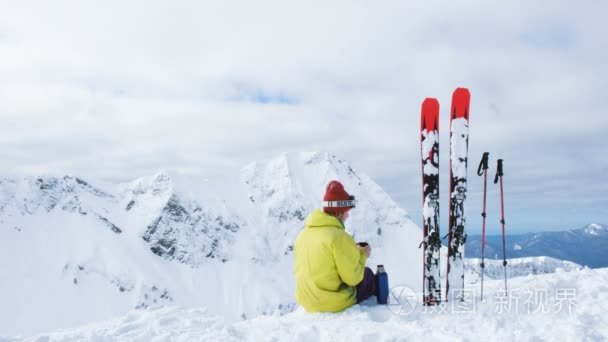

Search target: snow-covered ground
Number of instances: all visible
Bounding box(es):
[465,256,584,282]
[12,267,608,341]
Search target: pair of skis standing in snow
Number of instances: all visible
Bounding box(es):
[420,88,508,305]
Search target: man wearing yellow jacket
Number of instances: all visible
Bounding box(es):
[293,180,376,312]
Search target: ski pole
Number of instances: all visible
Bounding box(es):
[494,159,508,292]
[477,152,489,301]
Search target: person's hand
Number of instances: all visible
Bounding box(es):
[357,244,371,258]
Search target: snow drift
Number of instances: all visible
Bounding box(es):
[16,267,608,341]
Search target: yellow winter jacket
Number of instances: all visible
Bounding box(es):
[293,209,368,312]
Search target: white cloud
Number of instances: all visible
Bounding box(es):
[0,0,606,232]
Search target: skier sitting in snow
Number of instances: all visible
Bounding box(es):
[293,180,376,312]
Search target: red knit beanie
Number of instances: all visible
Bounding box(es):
[323,180,356,215]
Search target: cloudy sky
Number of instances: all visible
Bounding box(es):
[1,1,606,234]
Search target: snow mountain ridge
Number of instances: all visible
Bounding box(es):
[0,152,420,337]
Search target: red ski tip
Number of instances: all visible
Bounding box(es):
[421,98,440,132]
[451,87,470,120]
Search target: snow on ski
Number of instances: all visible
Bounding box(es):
[420,98,441,305]
[446,87,471,302]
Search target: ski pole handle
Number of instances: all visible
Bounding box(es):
[494,159,504,184]
[477,152,490,176]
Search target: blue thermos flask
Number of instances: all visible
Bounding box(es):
[376,265,389,304]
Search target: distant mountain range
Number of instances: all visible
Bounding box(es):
[466,224,608,268]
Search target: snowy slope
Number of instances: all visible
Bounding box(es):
[0,173,250,336]
[239,152,420,278]
[0,152,421,337]
[16,268,608,341]
[465,256,584,282]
